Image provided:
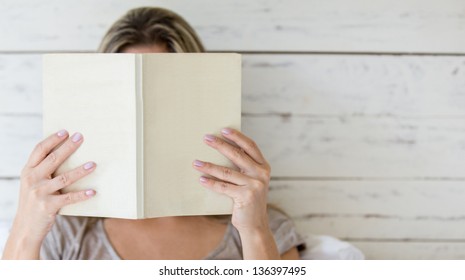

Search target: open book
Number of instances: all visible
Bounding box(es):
[43,53,241,219]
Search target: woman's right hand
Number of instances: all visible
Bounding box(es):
[2,129,96,259]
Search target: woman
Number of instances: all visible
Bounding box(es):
[2,7,304,260]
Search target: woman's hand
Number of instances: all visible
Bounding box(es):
[192,128,279,259]
[2,129,96,259]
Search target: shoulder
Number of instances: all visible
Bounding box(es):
[40,215,101,260]
[267,206,306,254]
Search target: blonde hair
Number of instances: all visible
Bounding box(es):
[98,7,205,53]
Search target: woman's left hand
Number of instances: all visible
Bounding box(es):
[192,128,271,234]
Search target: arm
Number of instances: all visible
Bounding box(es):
[2,130,96,259]
[281,247,300,260]
[193,128,283,259]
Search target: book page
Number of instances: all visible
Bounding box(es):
[143,53,241,217]
[43,54,138,218]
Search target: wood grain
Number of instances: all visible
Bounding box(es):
[244,116,465,178]
[269,180,465,239]
[0,55,42,115]
[243,55,465,116]
[352,242,465,259]
[0,115,42,177]
[1,0,464,53]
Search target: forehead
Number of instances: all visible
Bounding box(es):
[121,44,168,53]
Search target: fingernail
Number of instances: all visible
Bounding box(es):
[57,129,67,137]
[221,128,232,135]
[72,132,82,143]
[85,190,96,197]
[193,160,205,167]
[199,176,208,183]
[84,162,95,170]
[204,134,216,142]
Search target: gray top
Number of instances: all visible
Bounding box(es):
[40,208,305,260]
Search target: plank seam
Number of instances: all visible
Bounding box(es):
[0,177,20,180]
[270,177,465,181]
[0,50,464,56]
[343,238,465,243]
[295,213,465,221]
[4,113,465,120]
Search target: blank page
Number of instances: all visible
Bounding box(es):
[143,53,241,217]
[43,54,138,219]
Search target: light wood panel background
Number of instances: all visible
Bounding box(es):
[1,0,465,259]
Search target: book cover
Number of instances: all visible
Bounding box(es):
[43,53,241,219]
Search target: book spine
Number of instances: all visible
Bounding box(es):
[135,54,144,218]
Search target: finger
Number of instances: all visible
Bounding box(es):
[26,129,69,168]
[35,132,84,176]
[47,161,96,193]
[220,128,266,165]
[199,176,241,198]
[203,134,257,172]
[52,189,96,208]
[192,160,248,186]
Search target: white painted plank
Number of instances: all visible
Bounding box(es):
[0,55,42,115]
[269,181,465,217]
[1,0,465,53]
[2,115,465,178]
[0,179,19,220]
[269,180,465,239]
[2,55,465,116]
[243,55,465,116]
[245,116,465,177]
[0,116,42,177]
[297,218,465,241]
[352,242,465,259]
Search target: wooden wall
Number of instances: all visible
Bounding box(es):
[1,0,465,259]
